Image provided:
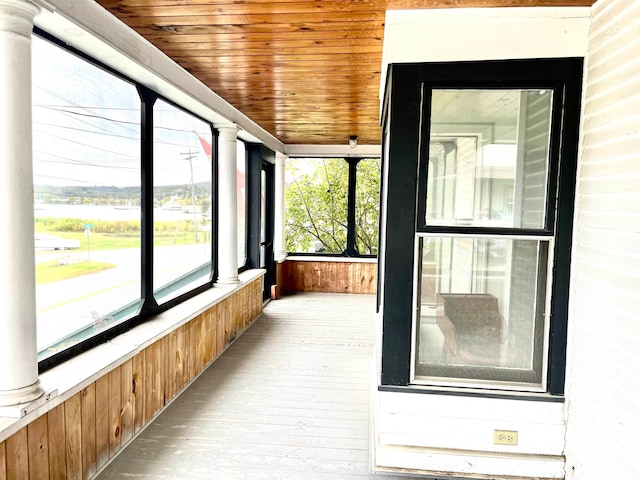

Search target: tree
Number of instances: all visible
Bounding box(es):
[354,158,381,255]
[285,158,380,255]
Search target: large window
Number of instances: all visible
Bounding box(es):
[237,140,247,267]
[33,35,142,357]
[379,59,583,394]
[285,157,380,256]
[153,100,213,304]
[32,32,236,369]
[413,89,554,389]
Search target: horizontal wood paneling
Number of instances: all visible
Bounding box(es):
[95,0,596,146]
[0,277,263,480]
[280,259,377,294]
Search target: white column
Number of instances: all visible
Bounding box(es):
[0,0,44,406]
[274,152,287,261]
[216,124,240,284]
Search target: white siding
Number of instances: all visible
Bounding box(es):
[565,1,640,479]
[373,8,592,479]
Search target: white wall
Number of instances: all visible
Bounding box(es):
[565,1,640,479]
[380,6,591,103]
[373,7,593,479]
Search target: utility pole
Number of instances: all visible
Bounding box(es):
[181,149,199,242]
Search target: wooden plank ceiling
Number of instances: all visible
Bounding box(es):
[97,0,595,147]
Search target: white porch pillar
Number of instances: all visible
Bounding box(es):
[0,0,44,406]
[216,124,240,284]
[273,152,287,261]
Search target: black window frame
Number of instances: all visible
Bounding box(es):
[379,58,583,396]
[33,28,272,373]
[285,156,380,258]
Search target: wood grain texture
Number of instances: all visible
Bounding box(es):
[96,293,384,479]
[165,330,176,403]
[131,352,145,434]
[0,276,263,480]
[80,384,96,478]
[64,394,82,480]
[6,427,28,480]
[281,260,377,294]
[120,359,134,446]
[47,404,66,479]
[95,0,595,146]
[108,367,122,458]
[143,345,155,425]
[95,375,110,469]
[27,414,49,480]
[0,441,5,480]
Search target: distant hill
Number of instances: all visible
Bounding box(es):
[35,182,211,205]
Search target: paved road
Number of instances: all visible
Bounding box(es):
[36,243,212,351]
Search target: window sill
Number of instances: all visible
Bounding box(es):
[377,384,564,403]
[0,269,265,443]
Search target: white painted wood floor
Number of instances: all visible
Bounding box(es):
[96,292,415,480]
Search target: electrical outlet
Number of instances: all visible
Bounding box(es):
[493,430,518,445]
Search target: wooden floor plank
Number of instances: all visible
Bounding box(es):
[96,293,420,479]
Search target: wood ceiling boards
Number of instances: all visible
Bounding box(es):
[96,0,596,147]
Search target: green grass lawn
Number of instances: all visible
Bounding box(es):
[36,258,117,286]
[34,225,210,285]
[35,229,208,252]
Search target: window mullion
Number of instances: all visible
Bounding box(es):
[138,85,158,317]
[344,158,361,256]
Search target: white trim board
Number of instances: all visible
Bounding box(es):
[380,6,592,103]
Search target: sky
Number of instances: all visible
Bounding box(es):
[32,35,212,189]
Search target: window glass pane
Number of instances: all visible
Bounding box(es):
[237,141,247,267]
[33,37,141,357]
[285,158,348,254]
[355,158,381,255]
[153,100,212,304]
[414,235,547,387]
[427,89,552,229]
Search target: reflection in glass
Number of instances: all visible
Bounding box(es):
[32,36,141,357]
[153,100,212,304]
[414,236,548,386]
[427,89,553,229]
[237,141,247,267]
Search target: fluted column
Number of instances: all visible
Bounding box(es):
[216,124,240,284]
[0,0,44,406]
[274,152,287,261]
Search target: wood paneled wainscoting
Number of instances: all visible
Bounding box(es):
[277,257,377,295]
[0,272,263,480]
